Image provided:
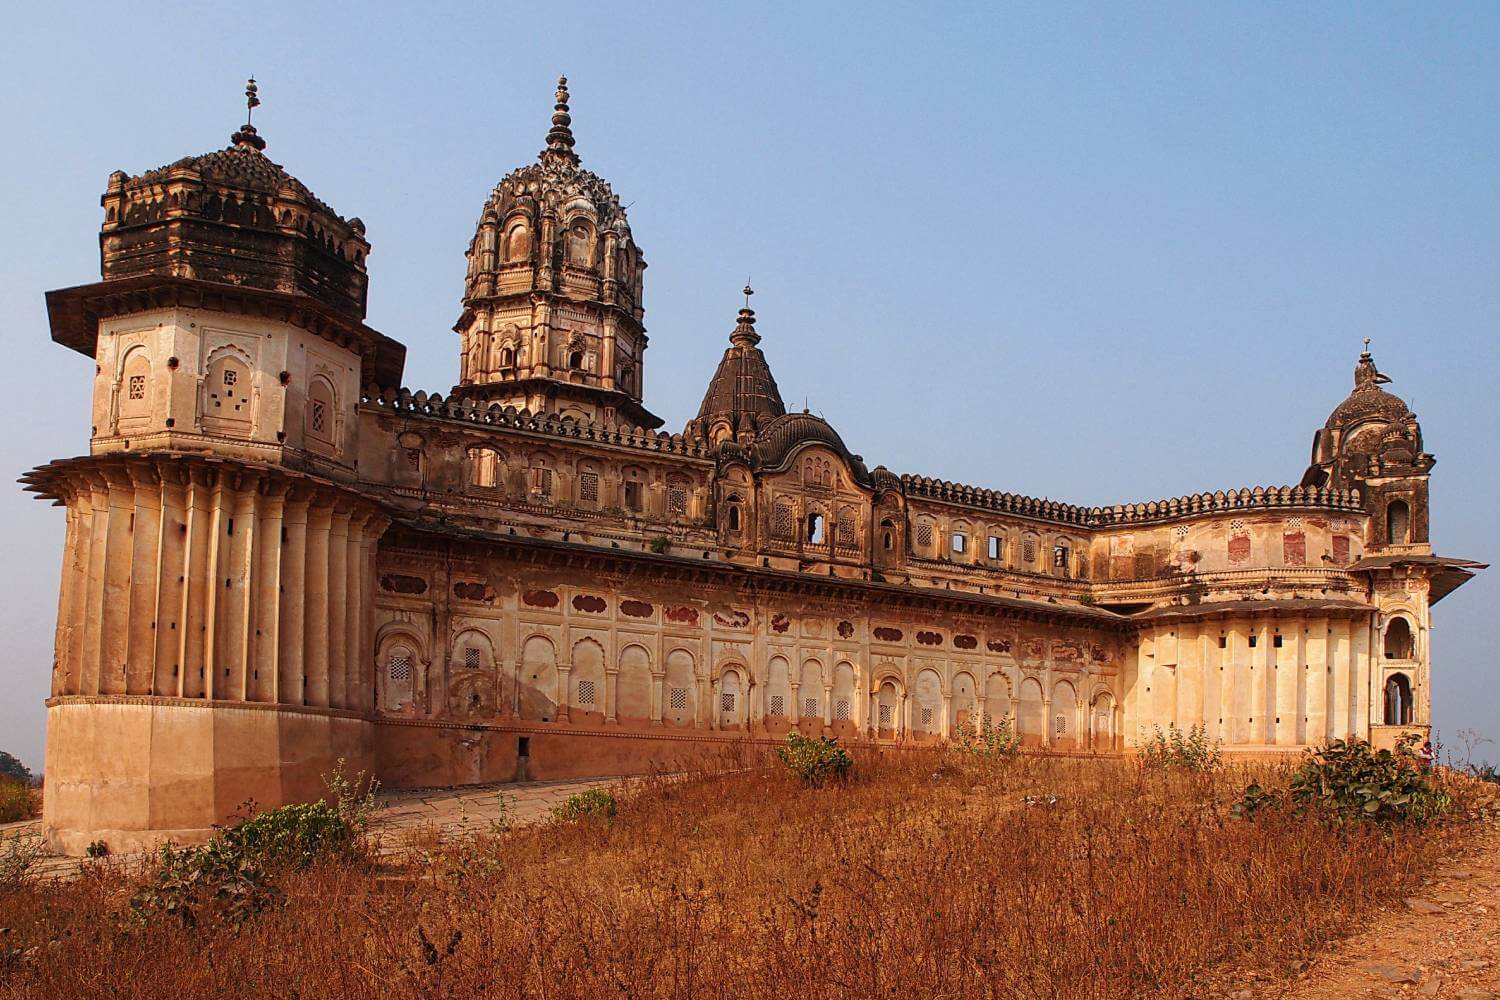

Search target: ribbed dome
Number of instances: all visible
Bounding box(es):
[133,141,345,223]
[1324,349,1413,430]
[754,411,873,487]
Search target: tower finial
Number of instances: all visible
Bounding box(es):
[730,284,760,348]
[541,75,579,166]
[231,76,267,151]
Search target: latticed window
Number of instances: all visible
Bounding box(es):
[667,487,688,517]
[388,654,411,682]
[1023,537,1037,562]
[834,699,850,721]
[1055,714,1068,736]
[463,647,481,669]
[921,707,934,727]
[878,704,893,728]
[916,523,934,549]
[537,468,553,498]
[837,514,856,547]
[223,368,238,387]
[128,375,146,400]
[669,687,688,711]
[769,694,784,716]
[772,501,795,539]
[310,399,327,433]
[579,471,599,504]
[803,697,819,718]
[720,691,735,713]
[577,679,596,706]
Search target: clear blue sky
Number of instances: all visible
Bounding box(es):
[1,3,1494,771]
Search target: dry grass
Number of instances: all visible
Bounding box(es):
[0,750,1482,999]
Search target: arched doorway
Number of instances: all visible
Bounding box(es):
[875,680,900,739]
[1384,673,1413,725]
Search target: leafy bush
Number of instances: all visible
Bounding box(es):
[776,732,853,786]
[1140,724,1221,772]
[1235,735,1450,827]
[220,800,357,868]
[953,715,1021,759]
[132,837,282,929]
[553,788,618,822]
[85,839,109,859]
[0,779,39,823]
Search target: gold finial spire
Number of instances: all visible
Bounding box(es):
[231,75,266,151]
[743,281,754,309]
[541,75,580,166]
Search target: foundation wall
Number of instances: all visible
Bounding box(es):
[42,698,373,856]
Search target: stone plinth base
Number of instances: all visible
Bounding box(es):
[42,698,373,856]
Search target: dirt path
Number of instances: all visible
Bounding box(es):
[1265,827,1500,999]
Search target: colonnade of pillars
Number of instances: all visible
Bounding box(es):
[51,457,385,711]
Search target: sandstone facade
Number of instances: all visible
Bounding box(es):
[23,79,1482,854]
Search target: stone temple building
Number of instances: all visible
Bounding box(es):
[23,79,1483,853]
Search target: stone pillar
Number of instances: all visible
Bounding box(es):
[303,502,332,708]
[344,517,367,712]
[179,473,212,700]
[789,681,801,725]
[822,684,833,729]
[939,690,952,740]
[650,670,664,726]
[1330,618,1353,741]
[278,495,309,706]
[1351,616,1372,741]
[1305,617,1329,743]
[251,488,286,704]
[125,465,162,696]
[326,506,351,710]
[604,667,619,724]
[1042,692,1053,748]
[98,473,136,696]
[556,663,572,723]
[1276,624,1301,746]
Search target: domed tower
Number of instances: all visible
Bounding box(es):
[1302,342,1434,551]
[26,81,402,855]
[455,77,661,429]
[690,286,787,444]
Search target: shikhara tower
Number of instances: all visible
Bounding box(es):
[455,77,660,429]
[21,79,1482,855]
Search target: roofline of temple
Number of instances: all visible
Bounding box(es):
[360,384,1367,531]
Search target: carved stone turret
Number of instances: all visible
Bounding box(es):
[691,287,787,445]
[454,77,661,429]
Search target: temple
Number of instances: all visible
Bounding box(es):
[22,79,1483,854]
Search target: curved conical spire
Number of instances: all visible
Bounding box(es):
[540,75,580,166]
[694,286,786,437]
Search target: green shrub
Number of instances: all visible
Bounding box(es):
[220,800,356,868]
[131,837,281,929]
[0,780,39,823]
[1235,735,1450,827]
[776,732,853,786]
[1140,724,1221,772]
[648,535,671,554]
[553,788,618,822]
[953,715,1021,759]
[85,839,109,859]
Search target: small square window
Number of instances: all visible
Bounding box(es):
[1273,634,1283,648]
[310,399,326,433]
[988,535,1002,560]
[463,647,481,669]
[223,369,238,387]
[577,679,596,706]
[1218,635,1227,649]
[834,699,850,721]
[804,697,819,718]
[720,691,736,713]
[952,532,967,554]
[128,375,146,400]
[878,704,893,728]
[668,487,688,516]
[769,694,784,716]
[1054,714,1068,736]
[1249,635,1259,648]
[920,707,934,727]
[669,687,688,711]
[388,654,411,682]
[579,471,599,504]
